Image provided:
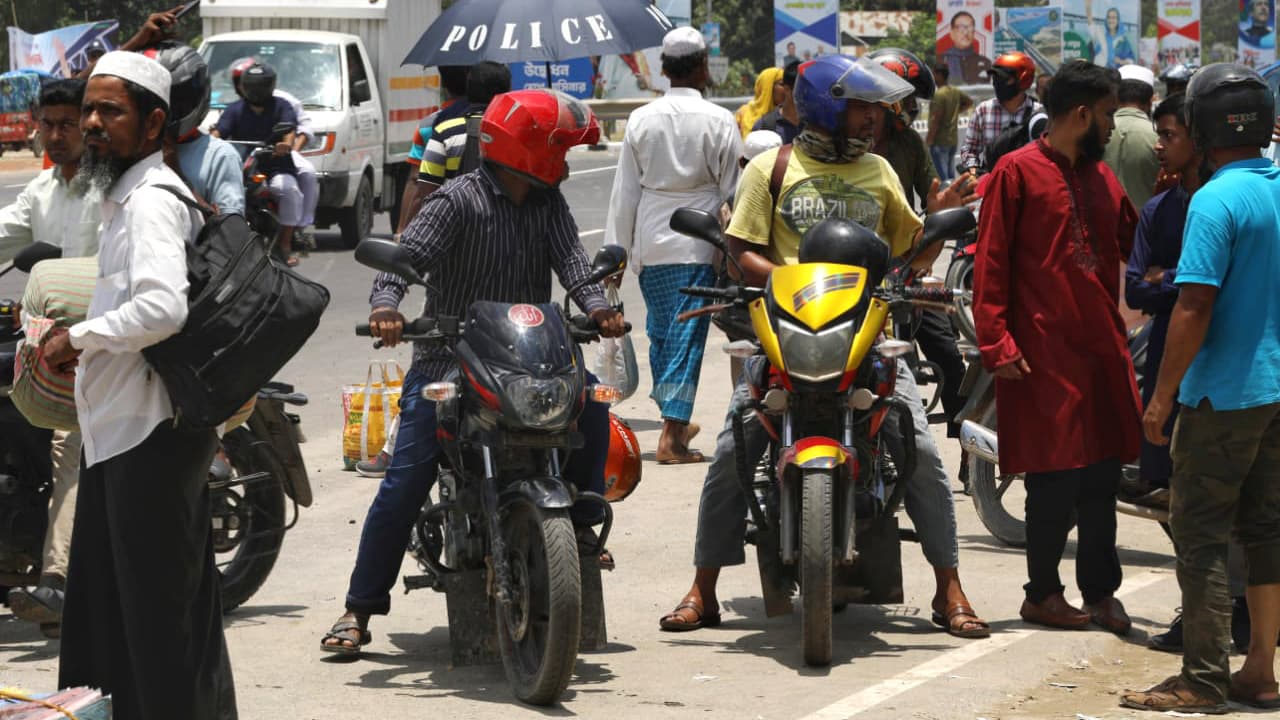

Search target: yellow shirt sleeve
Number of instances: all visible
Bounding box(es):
[876,160,923,258]
[726,150,777,248]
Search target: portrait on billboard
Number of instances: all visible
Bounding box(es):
[937,0,994,84]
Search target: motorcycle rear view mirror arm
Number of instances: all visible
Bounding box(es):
[6,242,63,276]
[670,207,745,280]
[565,244,629,315]
[354,239,427,286]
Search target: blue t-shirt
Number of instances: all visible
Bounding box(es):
[1176,157,1280,410]
[215,97,299,175]
[177,133,245,215]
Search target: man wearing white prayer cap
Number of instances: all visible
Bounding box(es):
[604,26,742,464]
[45,50,239,720]
[1104,63,1160,208]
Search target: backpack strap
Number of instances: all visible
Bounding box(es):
[154,184,214,219]
[768,144,792,212]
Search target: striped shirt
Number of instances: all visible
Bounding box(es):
[418,114,469,186]
[959,95,1042,170]
[370,166,609,378]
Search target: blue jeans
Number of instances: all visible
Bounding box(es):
[930,145,956,182]
[345,368,609,615]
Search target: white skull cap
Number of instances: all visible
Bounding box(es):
[90,51,171,107]
[662,27,707,58]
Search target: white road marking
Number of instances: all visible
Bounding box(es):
[567,164,617,178]
[800,567,1173,719]
[4,183,27,189]
[579,229,604,238]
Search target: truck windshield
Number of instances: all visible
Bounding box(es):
[203,41,343,111]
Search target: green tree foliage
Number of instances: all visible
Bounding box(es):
[870,12,937,66]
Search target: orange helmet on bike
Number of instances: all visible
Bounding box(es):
[991,52,1036,92]
[603,414,641,503]
[480,89,600,187]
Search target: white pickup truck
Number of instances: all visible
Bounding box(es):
[200,0,441,247]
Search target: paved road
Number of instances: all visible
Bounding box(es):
[0,155,1197,719]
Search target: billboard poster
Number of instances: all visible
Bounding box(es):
[508,59,595,100]
[993,6,1063,73]
[937,0,995,84]
[599,0,690,98]
[1238,0,1275,68]
[1157,0,1200,68]
[7,20,118,77]
[775,0,839,68]
[1061,0,1141,68]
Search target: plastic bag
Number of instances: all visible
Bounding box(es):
[591,286,639,400]
[342,360,403,470]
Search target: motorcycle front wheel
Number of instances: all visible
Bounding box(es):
[496,499,582,705]
[213,427,287,612]
[945,255,978,346]
[800,471,834,666]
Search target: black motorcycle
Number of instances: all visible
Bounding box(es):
[227,121,296,243]
[353,239,628,706]
[0,243,312,620]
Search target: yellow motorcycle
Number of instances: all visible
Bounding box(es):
[671,207,975,666]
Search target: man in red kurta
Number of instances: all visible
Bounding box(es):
[974,60,1142,634]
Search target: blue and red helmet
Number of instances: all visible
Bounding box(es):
[793,55,915,135]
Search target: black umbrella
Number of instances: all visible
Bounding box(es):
[402,0,675,67]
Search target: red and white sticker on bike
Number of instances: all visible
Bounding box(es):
[508,304,545,328]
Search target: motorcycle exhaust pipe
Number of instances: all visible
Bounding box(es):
[960,420,1000,466]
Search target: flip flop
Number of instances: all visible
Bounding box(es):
[1229,672,1280,709]
[656,450,706,465]
[931,602,991,639]
[321,620,371,655]
[659,597,721,632]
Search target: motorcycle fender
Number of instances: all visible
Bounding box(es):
[960,420,999,466]
[776,437,856,476]
[500,477,574,510]
[247,400,313,507]
[954,369,994,424]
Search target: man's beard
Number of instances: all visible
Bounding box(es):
[72,141,134,195]
[1080,120,1107,162]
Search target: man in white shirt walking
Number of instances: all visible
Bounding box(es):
[0,78,100,636]
[42,52,238,720]
[605,27,742,463]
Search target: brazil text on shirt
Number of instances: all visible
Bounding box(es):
[418,114,470,186]
[1175,157,1280,411]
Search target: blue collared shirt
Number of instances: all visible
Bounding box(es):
[1176,157,1280,410]
[1126,183,1187,317]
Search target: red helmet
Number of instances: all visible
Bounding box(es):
[603,414,641,503]
[991,52,1036,91]
[480,89,600,187]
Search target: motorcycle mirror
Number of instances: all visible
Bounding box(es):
[354,239,426,286]
[670,207,726,251]
[14,242,62,273]
[919,208,977,251]
[587,244,628,284]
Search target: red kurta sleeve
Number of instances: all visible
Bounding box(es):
[973,162,1024,370]
[1117,194,1138,261]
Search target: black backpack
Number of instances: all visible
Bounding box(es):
[146,187,331,428]
[459,113,483,175]
[981,106,1036,173]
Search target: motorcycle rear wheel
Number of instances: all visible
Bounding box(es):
[215,427,287,612]
[800,471,834,666]
[945,255,978,346]
[969,403,1028,548]
[497,500,582,705]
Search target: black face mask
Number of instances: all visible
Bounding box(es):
[993,76,1022,103]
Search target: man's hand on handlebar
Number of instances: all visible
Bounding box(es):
[590,308,627,338]
[369,306,405,347]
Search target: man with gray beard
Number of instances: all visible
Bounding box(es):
[41,51,238,720]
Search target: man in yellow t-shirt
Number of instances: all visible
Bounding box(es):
[660,55,989,641]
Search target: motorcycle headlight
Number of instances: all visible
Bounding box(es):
[777,319,856,383]
[506,375,575,428]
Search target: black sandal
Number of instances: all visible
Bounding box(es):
[321,618,371,655]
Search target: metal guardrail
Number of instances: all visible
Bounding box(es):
[585,95,750,121]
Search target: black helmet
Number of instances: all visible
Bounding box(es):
[239,63,277,107]
[1160,62,1197,94]
[86,39,108,60]
[141,41,210,138]
[1185,63,1274,151]
[867,48,935,101]
[798,218,891,286]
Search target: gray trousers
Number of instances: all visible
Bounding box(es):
[693,357,959,569]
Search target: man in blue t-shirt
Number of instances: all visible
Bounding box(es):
[212,62,304,264]
[1123,65,1280,715]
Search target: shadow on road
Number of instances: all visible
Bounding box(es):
[0,617,57,662]
[957,533,1175,570]
[661,598,952,675]
[322,627,619,714]
[224,604,309,628]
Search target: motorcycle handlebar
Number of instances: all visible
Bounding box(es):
[568,314,632,342]
[901,286,961,305]
[680,286,737,300]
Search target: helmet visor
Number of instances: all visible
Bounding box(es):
[544,89,600,147]
[830,58,915,106]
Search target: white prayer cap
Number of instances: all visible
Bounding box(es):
[662,27,706,58]
[744,130,783,161]
[90,51,171,107]
[1119,64,1156,88]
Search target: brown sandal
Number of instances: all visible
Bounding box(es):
[1120,675,1229,714]
[1229,671,1280,709]
[659,596,721,632]
[931,602,991,639]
